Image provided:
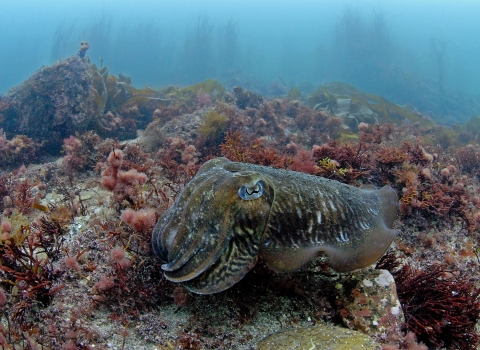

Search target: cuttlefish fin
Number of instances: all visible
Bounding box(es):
[321,227,398,272]
[260,185,398,273]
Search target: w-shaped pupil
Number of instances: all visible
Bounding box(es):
[238,180,265,200]
[246,188,259,195]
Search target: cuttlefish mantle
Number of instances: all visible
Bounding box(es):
[152,157,398,294]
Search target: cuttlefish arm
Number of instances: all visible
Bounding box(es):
[152,157,398,294]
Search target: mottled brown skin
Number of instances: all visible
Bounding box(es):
[152,157,398,294]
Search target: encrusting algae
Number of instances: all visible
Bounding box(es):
[257,323,380,350]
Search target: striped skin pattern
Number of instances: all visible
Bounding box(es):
[152,157,398,294]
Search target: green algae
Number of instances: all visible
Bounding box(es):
[182,79,225,99]
[105,74,118,94]
[257,323,380,350]
[91,68,107,116]
[464,115,480,142]
[288,86,302,99]
[338,132,359,142]
[90,63,164,121]
[198,110,228,140]
[436,127,459,149]
[118,73,132,84]
[159,79,225,107]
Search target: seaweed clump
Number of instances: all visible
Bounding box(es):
[377,254,480,349]
[0,130,38,167]
[198,110,228,146]
[456,144,480,178]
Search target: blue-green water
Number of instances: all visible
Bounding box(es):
[1,0,480,123]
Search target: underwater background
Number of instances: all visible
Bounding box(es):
[1,0,480,349]
[2,0,480,124]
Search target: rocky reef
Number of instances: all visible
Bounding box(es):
[0,47,479,349]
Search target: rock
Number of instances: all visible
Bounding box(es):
[336,98,351,114]
[0,54,99,151]
[257,323,380,350]
[334,268,404,340]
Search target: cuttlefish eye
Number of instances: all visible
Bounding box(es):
[238,180,265,200]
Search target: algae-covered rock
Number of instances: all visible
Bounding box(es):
[0,52,98,152]
[309,82,435,128]
[161,79,226,107]
[0,44,168,153]
[334,269,404,340]
[233,86,264,109]
[257,323,380,350]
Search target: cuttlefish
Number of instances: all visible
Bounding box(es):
[152,157,398,294]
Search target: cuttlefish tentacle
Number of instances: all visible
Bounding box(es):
[152,157,398,294]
